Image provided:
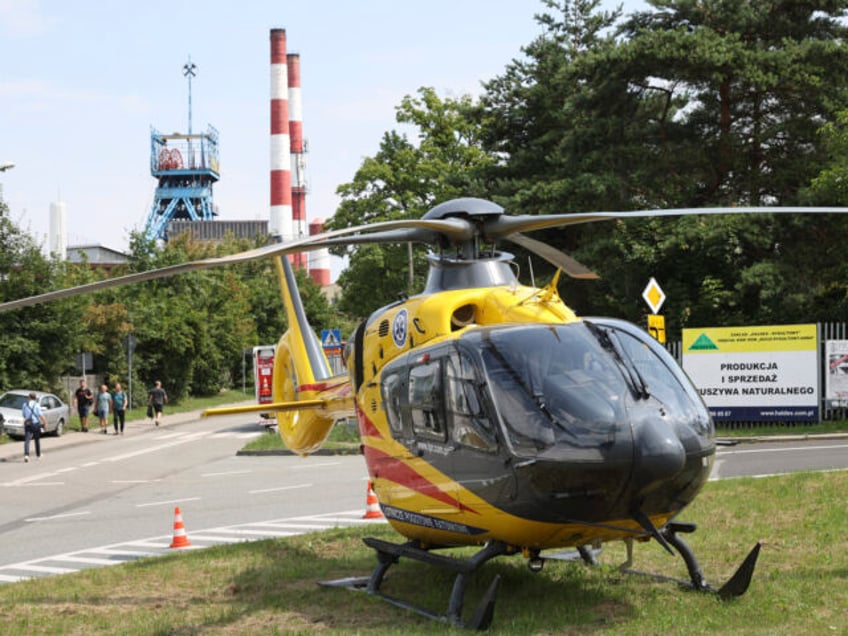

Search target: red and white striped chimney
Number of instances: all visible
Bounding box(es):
[269,28,292,241]
[288,52,307,268]
[308,219,331,286]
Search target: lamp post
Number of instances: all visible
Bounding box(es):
[126,334,136,407]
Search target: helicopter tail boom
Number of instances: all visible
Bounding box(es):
[266,256,355,455]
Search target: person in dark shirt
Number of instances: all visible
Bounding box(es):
[73,379,94,433]
[147,380,168,427]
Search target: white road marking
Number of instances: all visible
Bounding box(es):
[106,432,208,462]
[135,497,202,508]
[291,461,340,470]
[0,574,26,583]
[249,483,311,495]
[52,556,119,566]
[0,510,386,583]
[25,511,91,522]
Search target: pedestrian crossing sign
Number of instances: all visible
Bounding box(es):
[321,329,342,348]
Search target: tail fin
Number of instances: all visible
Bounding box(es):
[272,257,352,455]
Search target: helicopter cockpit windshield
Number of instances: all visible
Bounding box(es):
[470,320,711,457]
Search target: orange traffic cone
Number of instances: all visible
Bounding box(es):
[363,480,384,519]
[169,506,192,548]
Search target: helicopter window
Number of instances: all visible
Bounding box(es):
[445,350,496,452]
[475,324,630,456]
[381,371,405,436]
[608,326,710,430]
[408,359,446,441]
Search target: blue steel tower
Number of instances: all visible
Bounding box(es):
[144,58,219,240]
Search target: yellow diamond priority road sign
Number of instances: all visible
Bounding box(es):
[642,277,666,314]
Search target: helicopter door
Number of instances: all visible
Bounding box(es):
[404,350,466,518]
[443,348,514,512]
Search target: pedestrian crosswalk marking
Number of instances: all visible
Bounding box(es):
[0,510,386,584]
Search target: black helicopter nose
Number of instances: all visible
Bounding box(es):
[632,415,686,494]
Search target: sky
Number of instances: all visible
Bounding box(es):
[0,0,643,278]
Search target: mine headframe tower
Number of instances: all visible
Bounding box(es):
[144,126,220,241]
[144,57,219,241]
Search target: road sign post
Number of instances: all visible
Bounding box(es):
[642,278,667,344]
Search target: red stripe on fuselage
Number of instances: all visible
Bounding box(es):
[356,403,383,439]
[362,442,477,515]
[298,380,350,394]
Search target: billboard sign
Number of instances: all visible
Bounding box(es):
[825,339,848,408]
[682,324,819,422]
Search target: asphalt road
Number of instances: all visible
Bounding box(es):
[713,436,848,479]
[0,406,379,583]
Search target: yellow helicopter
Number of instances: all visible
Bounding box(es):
[2,197,843,629]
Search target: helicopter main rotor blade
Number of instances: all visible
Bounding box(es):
[0,217,473,313]
[504,232,600,280]
[484,206,848,238]
[312,227,441,248]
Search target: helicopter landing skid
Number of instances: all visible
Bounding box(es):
[621,521,761,599]
[321,537,507,630]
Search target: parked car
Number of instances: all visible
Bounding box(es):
[0,390,69,439]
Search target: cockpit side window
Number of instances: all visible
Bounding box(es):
[610,326,711,432]
[445,350,497,452]
[408,358,446,441]
[381,370,405,436]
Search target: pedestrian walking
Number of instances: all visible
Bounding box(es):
[73,379,94,432]
[112,383,128,435]
[96,384,112,434]
[148,380,168,427]
[22,392,47,462]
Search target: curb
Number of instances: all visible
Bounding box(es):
[236,447,362,457]
[717,432,848,445]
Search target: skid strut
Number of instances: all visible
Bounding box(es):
[322,537,507,630]
[619,521,761,598]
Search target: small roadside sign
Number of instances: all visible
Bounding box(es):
[647,314,666,344]
[321,329,342,348]
[642,277,666,314]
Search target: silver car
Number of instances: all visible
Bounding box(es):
[0,390,69,439]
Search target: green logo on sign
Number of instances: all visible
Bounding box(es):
[689,333,718,351]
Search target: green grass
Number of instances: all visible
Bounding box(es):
[1,470,846,634]
[242,418,361,453]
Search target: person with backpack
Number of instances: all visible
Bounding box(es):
[22,392,47,463]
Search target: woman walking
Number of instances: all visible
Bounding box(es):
[112,383,128,435]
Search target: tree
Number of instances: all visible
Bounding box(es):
[115,231,337,399]
[477,0,848,333]
[0,206,84,393]
[328,87,495,319]
[618,0,848,206]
